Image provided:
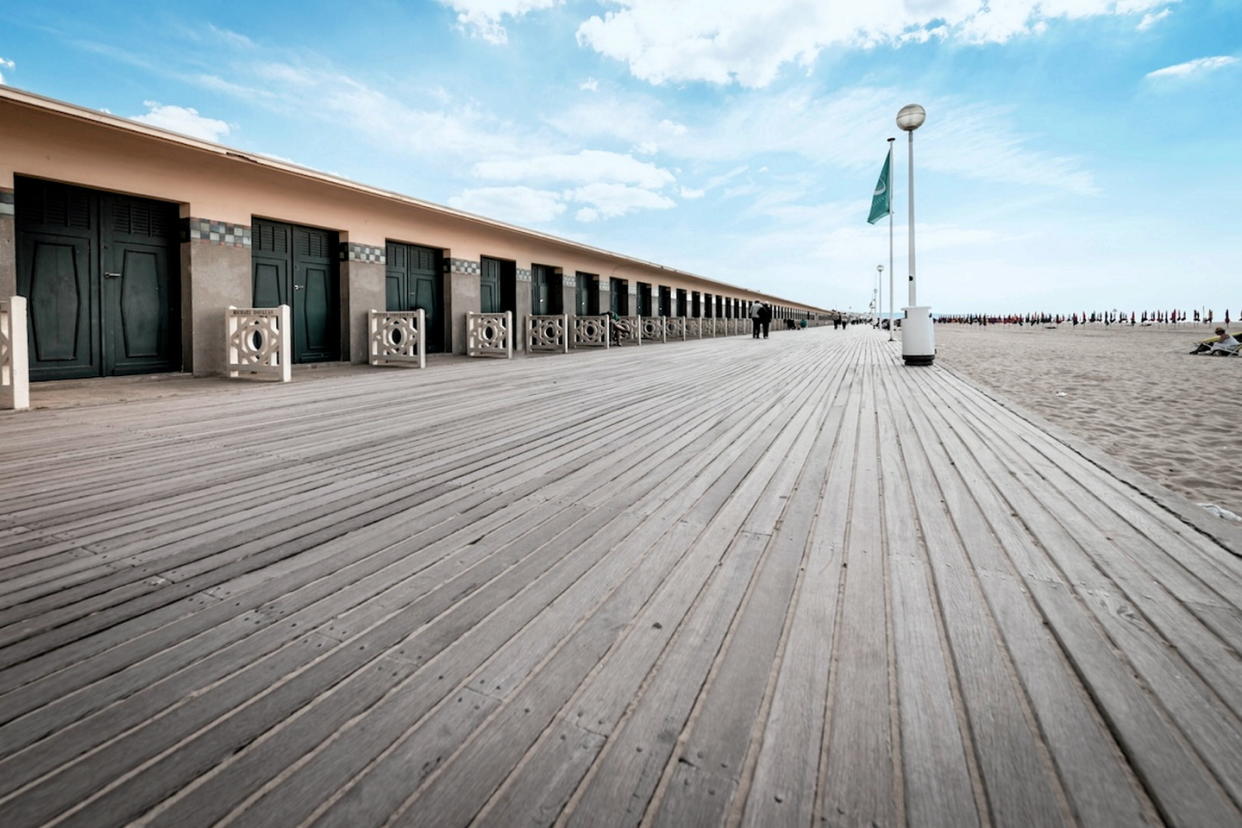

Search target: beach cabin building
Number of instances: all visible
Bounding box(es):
[0,87,831,388]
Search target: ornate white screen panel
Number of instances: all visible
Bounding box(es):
[641,316,666,343]
[0,297,29,411]
[573,315,610,348]
[467,311,513,358]
[226,305,291,382]
[527,314,570,353]
[369,309,426,368]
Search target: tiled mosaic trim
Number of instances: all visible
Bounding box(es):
[516,267,532,282]
[341,242,384,264]
[0,188,13,217]
[182,218,251,247]
[448,258,481,275]
[563,274,576,287]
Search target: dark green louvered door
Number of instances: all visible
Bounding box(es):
[480,257,499,313]
[531,264,552,314]
[385,242,443,353]
[15,177,180,381]
[252,218,339,363]
[610,278,626,315]
[575,273,589,315]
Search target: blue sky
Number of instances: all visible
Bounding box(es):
[2,0,1239,314]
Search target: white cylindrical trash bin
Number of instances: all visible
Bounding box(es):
[902,306,935,366]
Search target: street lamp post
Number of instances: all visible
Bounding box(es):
[896,103,934,366]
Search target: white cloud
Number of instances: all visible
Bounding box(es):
[1146,55,1238,79]
[0,56,13,84]
[564,182,676,219]
[472,149,674,188]
[1136,8,1171,30]
[440,0,562,44]
[130,101,230,142]
[212,61,538,161]
[576,0,1168,87]
[449,179,677,225]
[553,87,1097,195]
[206,24,255,50]
[579,77,599,92]
[449,185,566,223]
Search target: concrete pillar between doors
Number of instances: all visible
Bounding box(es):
[446,257,481,356]
[181,217,252,376]
[340,242,386,365]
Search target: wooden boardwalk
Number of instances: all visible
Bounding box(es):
[1,327,1240,828]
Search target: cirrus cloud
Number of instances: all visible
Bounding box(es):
[1146,55,1238,79]
[472,149,675,189]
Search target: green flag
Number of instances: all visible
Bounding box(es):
[866,151,891,225]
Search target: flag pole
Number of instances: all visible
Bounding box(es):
[887,137,895,341]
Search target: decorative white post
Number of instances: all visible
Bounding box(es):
[1,297,30,411]
[467,310,513,358]
[369,308,426,368]
[226,304,292,382]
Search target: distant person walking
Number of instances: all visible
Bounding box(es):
[758,302,772,339]
[749,300,762,338]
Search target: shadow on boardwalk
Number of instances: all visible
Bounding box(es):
[0,327,1239,827]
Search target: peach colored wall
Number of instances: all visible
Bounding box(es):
[0,99,829,314]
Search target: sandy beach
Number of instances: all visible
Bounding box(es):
[934,322,1242,522]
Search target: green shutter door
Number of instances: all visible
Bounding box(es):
[385,242,408,312]
[481,257,500,313]
[609,278,624,315]
[407,244,443,353]
[16,177,180,381]
[293,226,339,362]
[531,265,549,314]
[102,193,181,375]
[576,277,588,315]
[253,219,340,363]
[387,242,442,350]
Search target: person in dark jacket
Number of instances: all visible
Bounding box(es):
[758,303,772,338]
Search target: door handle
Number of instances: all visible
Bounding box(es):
[104,271,121,279]
[293,285,305,291]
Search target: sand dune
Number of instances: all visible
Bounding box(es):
[935,323,1242,521]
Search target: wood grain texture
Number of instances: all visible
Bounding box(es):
[0,327,1238,828]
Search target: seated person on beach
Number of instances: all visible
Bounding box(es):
[1190,327,1240,355]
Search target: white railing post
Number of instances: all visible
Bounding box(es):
[572,314,610,349]
[369,308,426,369]
[226,304,291,382]
[0,297,30,411]
[467,310,513,358]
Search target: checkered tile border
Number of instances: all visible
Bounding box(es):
[448,258,481,275]
[516,267,532,282]
[341,242,385,264]
[0,188,13,217]
[182,218,251,247]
